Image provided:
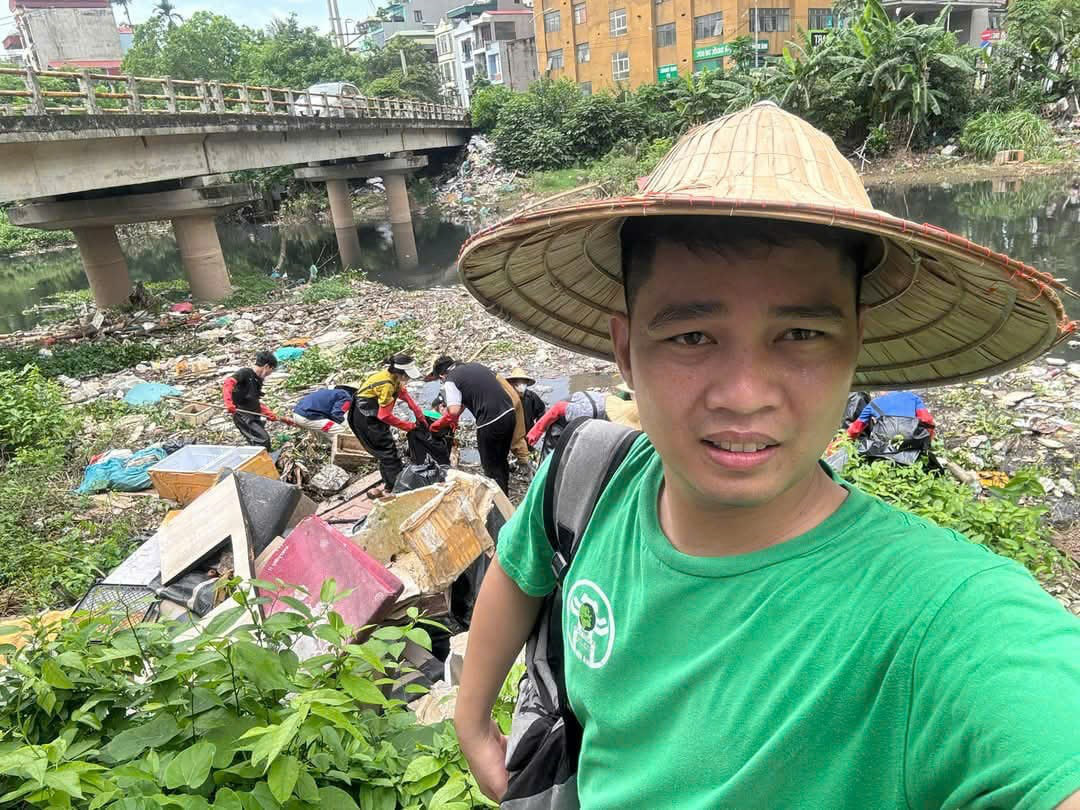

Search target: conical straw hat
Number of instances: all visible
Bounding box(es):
[459,102,1076,388]
[505,366,536,386]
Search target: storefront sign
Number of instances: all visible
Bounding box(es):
[657,63,679,81]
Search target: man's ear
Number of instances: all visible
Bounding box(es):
[610,314,633,390]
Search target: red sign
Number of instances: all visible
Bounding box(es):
[980,28,1005,43]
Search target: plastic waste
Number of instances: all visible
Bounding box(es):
[76,446,169,494]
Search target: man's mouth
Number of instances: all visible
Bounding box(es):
[701,433,780,468]
[704,439,775,453]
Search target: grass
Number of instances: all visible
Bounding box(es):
[0,209,73,257]
[528,168,590,195]
[0,340,161,380]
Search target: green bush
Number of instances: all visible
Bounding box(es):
[341,322,420,372]
[0,367,70,458]
[493,79,582,173]
[839,441,1060,576]
[470,84,512,132]
[959,109,1058,160]
[0,583,497,807]
[0,341,161,381]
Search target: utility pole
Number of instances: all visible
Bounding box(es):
[754,2,760,69]
[327,0,346,49]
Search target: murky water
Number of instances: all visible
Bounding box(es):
[3,175,1078,339]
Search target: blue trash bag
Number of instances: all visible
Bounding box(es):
[273,347,306,364]
[76,447,169,494]
[123,382,181,406]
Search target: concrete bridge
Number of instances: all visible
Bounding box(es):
[0,67,471,308]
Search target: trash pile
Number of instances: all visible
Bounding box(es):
[58,440,510,715]
[436,135,520,224]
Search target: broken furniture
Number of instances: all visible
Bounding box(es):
[330,433,374,471]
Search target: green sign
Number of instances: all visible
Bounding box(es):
[693,43,730,60]
[753,39,769,51]
[657,64,679,82]
[693,58,723,74]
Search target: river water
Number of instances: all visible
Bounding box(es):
[3,174,1079,340]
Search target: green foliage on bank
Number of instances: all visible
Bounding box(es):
[0,210,72,258]
[0,341,162,381]
[0,588,497,807]
[960,110,1059,160]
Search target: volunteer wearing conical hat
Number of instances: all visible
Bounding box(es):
[454,103,1080,808]
[505,366,546,432]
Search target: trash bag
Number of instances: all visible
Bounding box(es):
[392,460,448,493]
[856,415,933,466]
[123,382,181,406]
[273,347,306,364]
[842,392,872,429]
[76,447,169,494]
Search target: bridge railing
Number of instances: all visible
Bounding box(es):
[0,66,469,123]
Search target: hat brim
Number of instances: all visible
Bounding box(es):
[506,375,537,386]
[398,363,422,380]
[458,195,1076,388]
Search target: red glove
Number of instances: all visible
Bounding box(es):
[846,419,866,438]
[430,412,458,434]
[378,401,416,432]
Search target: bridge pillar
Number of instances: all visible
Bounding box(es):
[294,155,428,273]
[172,215,232,302]
[384,173,418,270]
[73,226,132,309]
[325,178,364,271]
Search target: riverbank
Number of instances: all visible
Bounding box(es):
[1,267,1077,619]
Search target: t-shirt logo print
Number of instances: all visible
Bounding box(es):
[565,579,615,669]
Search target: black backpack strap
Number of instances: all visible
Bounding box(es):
[541,418,640,585]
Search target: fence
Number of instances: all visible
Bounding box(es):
[0,66,469,124]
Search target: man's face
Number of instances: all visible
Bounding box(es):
[610,238,863,511]
[255,364,274,380]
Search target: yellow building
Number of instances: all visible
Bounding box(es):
[533,0,841,92]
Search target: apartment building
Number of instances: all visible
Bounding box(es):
[436,7,538,104]
[534,0,846,92]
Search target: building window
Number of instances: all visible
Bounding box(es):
[573,2,586,23]
[580,81,592,94]
[693,11,723,39]
[611,49,630,80]
[495,21,517,39]
[437,34,452,55]
[548,48,564,69]
[609,8,628,36]
[461,40,472,59]
[749,8,790,31]
[414,9,423,21]
[487,52,501,78]
[544,10,561,31]
[808,7,835,28]
[656,22,676,47]
[576,42,590,62]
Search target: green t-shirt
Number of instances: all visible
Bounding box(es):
[498,435,1080,810]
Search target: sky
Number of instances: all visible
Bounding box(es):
[119,0,383,35]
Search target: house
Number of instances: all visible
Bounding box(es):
[437,5,538,104]
[8,0,123,73]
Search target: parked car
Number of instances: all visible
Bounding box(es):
[295,82,362,117]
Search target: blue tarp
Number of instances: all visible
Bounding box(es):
[274,347,306,364]
[123,383,181,406]
[76,447,169,494]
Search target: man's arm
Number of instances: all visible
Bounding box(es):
[527,401,568,447]
[430,404,462,433]
[455,556,543,802]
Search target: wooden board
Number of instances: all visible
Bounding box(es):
[157,475,254,585]
[330,434,374,471]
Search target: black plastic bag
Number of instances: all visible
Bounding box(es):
[392,459,448,493]
[857,414,933,466]
[842,392,872,429]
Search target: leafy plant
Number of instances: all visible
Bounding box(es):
[0,580,498,808]
[283,346,336,392]
[300,277,354,304]
[836,437,1060,576]
[341,322,420,372]
[0,341,161,381]
[0,210,72,258]
[470,84,512,132]
[959,109,1058,160]
[0,367,70,458]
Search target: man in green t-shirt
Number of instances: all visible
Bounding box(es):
[452,103,1080,809]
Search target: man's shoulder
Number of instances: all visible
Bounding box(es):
[231,368,256,383]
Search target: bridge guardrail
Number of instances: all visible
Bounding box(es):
[0,67,469,124]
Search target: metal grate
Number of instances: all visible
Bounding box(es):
[76,582,159,625]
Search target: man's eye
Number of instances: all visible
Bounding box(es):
[781,328,824,341]
[670,332,710,346]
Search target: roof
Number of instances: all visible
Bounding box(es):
[117,24,133,33]
[3,33,23,49]
[447,0,496,18]
[484,9,531,14]
[47,58,122,71]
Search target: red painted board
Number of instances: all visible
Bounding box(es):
[258,516,403,628]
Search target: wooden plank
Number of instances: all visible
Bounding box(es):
[157,475,253,585]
